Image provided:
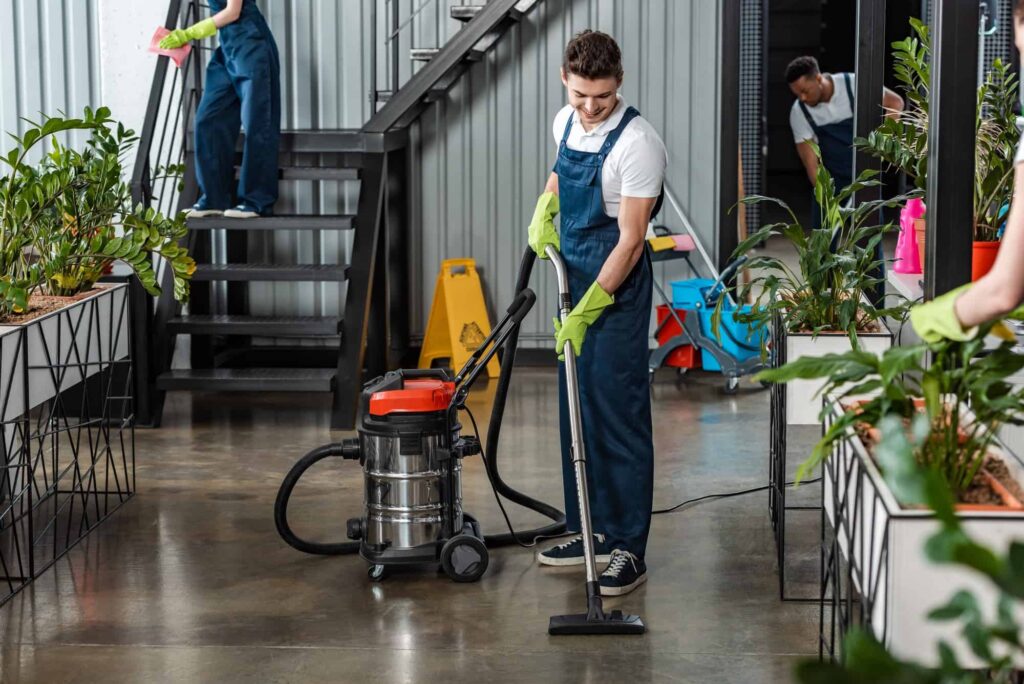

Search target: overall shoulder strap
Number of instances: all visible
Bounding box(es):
[560,110,575,145]
[600,106,640,154]
[843,73,854,107]
[798,101,819,134]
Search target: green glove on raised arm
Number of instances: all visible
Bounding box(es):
[159,17,217,49]
[553,281,614,360]
[909,284,977,344]
[528,191,560,259]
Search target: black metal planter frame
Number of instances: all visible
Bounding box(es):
[818,400,1024,667]
[768,314,823,602]
[0,285,135,606]
[770,314,894,602]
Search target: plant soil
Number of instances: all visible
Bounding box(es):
[960,457,1024,507]
[0,288,103,325]
[842,401,1024,508]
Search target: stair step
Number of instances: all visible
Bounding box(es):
[192,264,348,282]
[410,47,484,62]
[410,48,441,62]
[167,315,340,337]
[270,129,407,153]
[234,166,360,182]
[187,215,355,231]
[451,5,484,21]
[157,368,335,392]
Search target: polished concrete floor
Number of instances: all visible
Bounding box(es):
[0,368,822,683]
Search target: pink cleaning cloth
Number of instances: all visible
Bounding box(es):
[671,235,696,252]
[148,27,192,68]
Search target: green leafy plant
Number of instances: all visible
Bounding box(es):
[714,143,909,343]
[757,318,1024,492]
[797,415,1024,683]
[855,18,1020,242]
[0,108,193,315]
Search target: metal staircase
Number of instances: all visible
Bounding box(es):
[132,0,540,429]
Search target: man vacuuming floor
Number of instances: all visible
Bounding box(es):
[529,31,667,600]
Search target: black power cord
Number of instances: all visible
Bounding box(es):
[463,404,823,543]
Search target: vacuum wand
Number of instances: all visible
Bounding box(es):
[544,245,645,636]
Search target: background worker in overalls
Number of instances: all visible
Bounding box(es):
[160,0,280,219]
[785,55,904,304]
[528,30,667,597]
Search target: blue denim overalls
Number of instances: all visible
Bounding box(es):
[554,106,662,559]
[799,73,884,306]
[194,0,280,214]
[799,73,854,231]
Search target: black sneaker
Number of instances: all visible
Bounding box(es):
[537,534,612,567]
[599,549,647,596]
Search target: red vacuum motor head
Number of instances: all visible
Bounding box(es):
[368,378,456,417]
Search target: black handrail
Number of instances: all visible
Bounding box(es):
[131,0,204,426]
[362,0,528,134]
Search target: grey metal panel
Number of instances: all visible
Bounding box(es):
[0,0,100,161]
[1,0,723,352]
[411,0,723,347]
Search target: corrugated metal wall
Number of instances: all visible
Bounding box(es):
[1,0,724,350]
[0,0,101,160]
[257,0,723,347]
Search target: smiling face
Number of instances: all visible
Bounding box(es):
[789,73,826,107]
[561,69,621,129]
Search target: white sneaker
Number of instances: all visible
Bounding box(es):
[185,207,224,218]
[223,205,260,219]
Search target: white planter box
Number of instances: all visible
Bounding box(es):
[778,323,893,425]
[824,400,1024,668]
[0,284,130,422]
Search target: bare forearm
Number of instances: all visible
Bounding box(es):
[596,195,655,294]
[544,172,559,196]
[212,0,242,27]
[954,168,1024,326]
[596,238,645,294]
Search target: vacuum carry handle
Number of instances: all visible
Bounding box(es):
[451,288,537,401]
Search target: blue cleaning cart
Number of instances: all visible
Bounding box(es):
[649,226,767,394]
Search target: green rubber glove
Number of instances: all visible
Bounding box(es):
[528,192,560,260]
[909,285,978,344]
[553,281,614,360]
[159,18,217,49]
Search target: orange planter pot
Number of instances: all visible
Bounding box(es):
[971,240,999,281]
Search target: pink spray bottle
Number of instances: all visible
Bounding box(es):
[893,198,925,274]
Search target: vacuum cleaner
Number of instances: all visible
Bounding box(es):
[274,247,565,582]
[275,245,645,635]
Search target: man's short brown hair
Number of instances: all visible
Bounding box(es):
[563,30,623,81]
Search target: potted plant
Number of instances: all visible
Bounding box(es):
[857,19,1020,281]
[798,415,1024,676]
[0,107,194,417]
[715,145,907,424]
[760,321,1024,665]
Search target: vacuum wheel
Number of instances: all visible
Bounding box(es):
[367,564,388,582]
[440,535,489,583]
[724,377,740,395]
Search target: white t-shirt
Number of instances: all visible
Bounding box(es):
[551,97,667,218]
[1015,133,1024,165]
[789,73,855,144]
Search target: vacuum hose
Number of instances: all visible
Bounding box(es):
[481,247,566,546]
[274,247,565,555]
[274,439,361,555]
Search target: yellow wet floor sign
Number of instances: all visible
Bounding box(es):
[419,258,500,377]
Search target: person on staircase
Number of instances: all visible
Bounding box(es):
[528,30,666,597]
[160,0,280,219]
